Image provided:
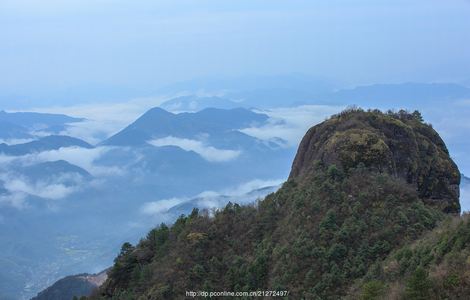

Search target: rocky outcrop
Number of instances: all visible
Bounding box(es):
[290,109,460,213]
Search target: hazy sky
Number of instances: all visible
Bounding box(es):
[1,0,470,103]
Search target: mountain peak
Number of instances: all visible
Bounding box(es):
[144,107,175,117]
[290,108,460,213]
[133,107,175,125]
[103,107,268,147]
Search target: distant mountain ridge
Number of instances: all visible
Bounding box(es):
[0,120,32,140]
[159,82,470,110]
[0,110,83,129]
[0,135,93,156]
[102,107,269,149]
[20,160,92,180]
[0,111,84,140]
[324,82,470,109]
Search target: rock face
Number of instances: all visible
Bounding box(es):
[290,109,461,213]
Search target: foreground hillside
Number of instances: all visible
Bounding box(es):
[90,109,462,299]
[350,213,470,299]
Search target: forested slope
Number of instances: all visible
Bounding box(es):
[91,109,463,299]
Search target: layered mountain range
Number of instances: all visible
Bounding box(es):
[0,107,291,300]
[0,111,83,140]
[1,82,470,299]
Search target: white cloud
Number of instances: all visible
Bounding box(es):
[0,155,17,165]
[26,94,223,144]
[141,197,188,215]
[0,138,36,145]
[240,105,344,147]
[223,178,283,196]
[0,146,125,179]
[31,146,124,177]
[0,171,87,209]
[29,97,169,144]
[56,120,122,145]
[196,179,283,209]
[0,192,27,209]
[3,177,77,200]
[148,136,241,162]
[140,178,282,217]
[0,145,126,206]
[0,145,130,209]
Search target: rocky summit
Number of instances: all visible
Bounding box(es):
[290,108,460,213]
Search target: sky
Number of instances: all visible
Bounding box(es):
[0,0,469,173]
[1,0,470,105]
